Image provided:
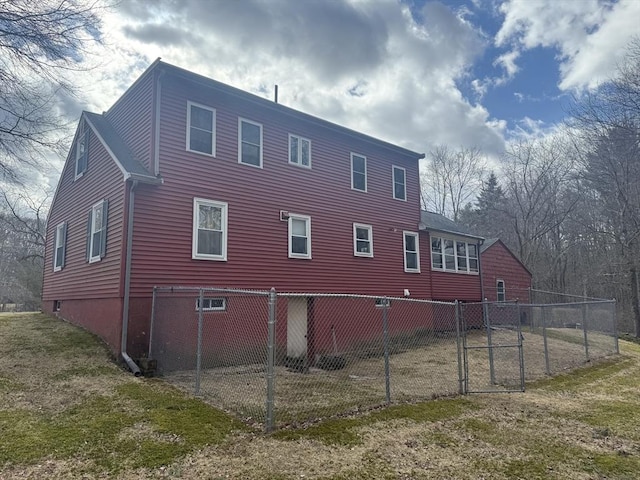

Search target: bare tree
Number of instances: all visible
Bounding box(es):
[0,0,103,182]
[420,145,487,221]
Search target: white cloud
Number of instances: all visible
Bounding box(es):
[60,0,506,158]
[493,49,520,85]
[495,0,640,91]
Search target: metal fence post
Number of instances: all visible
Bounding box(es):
[612,300,619,354]
[195,288,204,395]
[265,288,277,432]
[516,301,525,392]
[542,306,551,375]
[454,300,464,394]
[382,297,391,405]
[148,286,157,359]
[582,302,590,362]
[484,300,496,385]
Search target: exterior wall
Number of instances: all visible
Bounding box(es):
[42,124,127,352]
[423,232,482,302]
[481,242,532,302]
[129,73,427,301]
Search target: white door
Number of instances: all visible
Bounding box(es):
[287,297,308,357]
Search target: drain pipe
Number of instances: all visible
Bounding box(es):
[121,180,142,376]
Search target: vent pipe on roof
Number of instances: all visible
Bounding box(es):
[274,84,278,104]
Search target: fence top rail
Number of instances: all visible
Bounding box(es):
[277,292,456,305]
[153,286,271,295]
[524,300,616,307]
[530,288,610,302]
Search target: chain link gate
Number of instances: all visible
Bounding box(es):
[460,302,525,393]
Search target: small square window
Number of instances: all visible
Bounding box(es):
[289,134,311,168]
[353,223,373,257]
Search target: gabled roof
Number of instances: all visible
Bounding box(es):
[480,238,532,277]
[419,211,483,240]
[83,111,162,184]
[114,60,425,162]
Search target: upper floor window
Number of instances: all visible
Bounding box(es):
[53,222,67,272]
[75,121,88,179]
[289,214,311,259]
[431,236,478,273]
[187,101,216,156]
[497,280,506,302]
[289,134,311,168]
[353,223,373,257]
[87,200,108,263]
[192,198,228,261]
[239,118,263,168]
[403,231,420,273]
[351,153,367,192]
[393,166,406,201]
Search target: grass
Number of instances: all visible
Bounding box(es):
[2,312,640,479]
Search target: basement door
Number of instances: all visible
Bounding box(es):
[287,297,308,358]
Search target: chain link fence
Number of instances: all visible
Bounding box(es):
[149,286,618,431]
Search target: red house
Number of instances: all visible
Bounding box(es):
[42,60,432,368]
[480,238,532,302]
[42,60,531,372]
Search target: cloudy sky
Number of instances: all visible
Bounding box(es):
[44,0,639,190]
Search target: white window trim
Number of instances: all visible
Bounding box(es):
[403,231,420,273]
[186,101,216,157]
[89,201,105,263]
[288,134,312,169]
[288,213,312,259]
[350,153,367,192]
[192,198,228,261]
[53,222,66,272]
[430,235,479,275]
[238,118,263,168]
[392,165,407,201]
[497,279,506,302]
[195,297,227,312]
[353,223,373,257]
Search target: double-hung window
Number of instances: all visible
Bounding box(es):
[53,222,67,271]
[497,280,506,302]
[239,118,263,167]
[75,121,89,179]
[353,223,373,257]
[392,166,406,200]
[187,101,216,156]
[87,200,108,263]
[289,214,311,259]
[289,134,311,168]
[351,153,367,192]
[403,231,420,273]
[192,198,228,261]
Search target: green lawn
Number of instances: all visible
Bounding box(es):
[1,312,639,479]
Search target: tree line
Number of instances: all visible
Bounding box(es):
[423,39,640,335]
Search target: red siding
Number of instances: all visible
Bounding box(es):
[43,129,126,303]
[481,241,532,302]
[128,74,427,299]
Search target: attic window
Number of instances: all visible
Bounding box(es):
[187,101,216,156]
[74,121,89,179]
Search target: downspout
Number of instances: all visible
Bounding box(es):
[477,239,485,301]
[121,180,142,376]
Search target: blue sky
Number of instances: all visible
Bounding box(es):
[21,0,640,191]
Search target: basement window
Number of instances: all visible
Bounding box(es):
[195,297,227,312]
